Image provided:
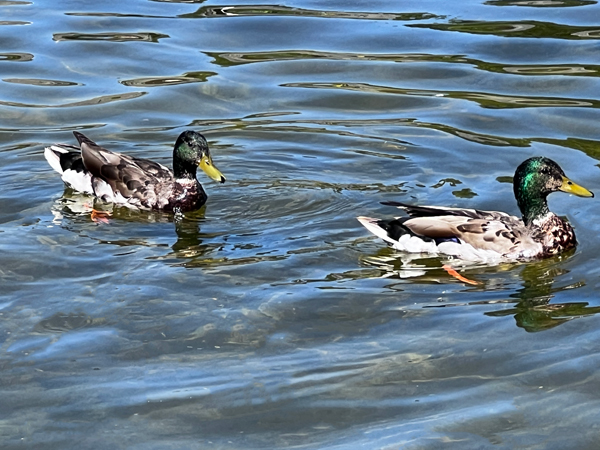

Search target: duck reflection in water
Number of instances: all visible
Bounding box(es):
[483,254,600,332]
[50,191,216,260]
[361,249,600,332]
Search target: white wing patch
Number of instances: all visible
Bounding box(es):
[357,216,439,254]
[45,145,95,194]
[44,146,66,174]
[92,178,115,201]
[61,169,94,194]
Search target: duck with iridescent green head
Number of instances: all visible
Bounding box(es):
[45,130,225,212]
[358,157,594,262]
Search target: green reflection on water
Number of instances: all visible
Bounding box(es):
[487,302,600,332]
[452,188,478,198]
[359,240,600,333]
[410,20,600,40]
[535,137,600,161]
[484,254,600,331]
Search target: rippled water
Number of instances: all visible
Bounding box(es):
[3,1,600,448]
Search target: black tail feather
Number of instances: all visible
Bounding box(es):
[73,131,98,148]
[377,217,438,243]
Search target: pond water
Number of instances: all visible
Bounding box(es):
[2,0,600,448]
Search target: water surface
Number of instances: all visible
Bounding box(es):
[2,1,600,449]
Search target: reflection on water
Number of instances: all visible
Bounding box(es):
[209,49,600,78]
[35,312,103,333]
[4,0,600,448]
[53,32,169,42]
[0,52,33,61]
[284,81,600,109]
[410,20,600,39]
[120,71,217,87]
[486,256,600,332]
[51,190,177,225]
[486,0,597,6]
[3,78,82,86]
[0,20,30,25]
[181,5,442,21]
[360,246,600,333]
[0,91,147,108]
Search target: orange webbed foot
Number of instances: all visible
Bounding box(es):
[91,209,111,224]
[442,264,480,286]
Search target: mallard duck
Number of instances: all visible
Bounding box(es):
[44,130,225,212]
[358,157,594,261]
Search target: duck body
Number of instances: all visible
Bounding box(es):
[358,157,593,262]
[44,131,225,212]
[359,203,573,262]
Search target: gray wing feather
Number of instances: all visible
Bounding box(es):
[76,132,173,207]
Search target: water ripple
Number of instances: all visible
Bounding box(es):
[0,91,146,108]
[410,20,600,40]
[283,82,600,109]
[207,50,600,78]
[503,65,597,75]
[4,1,600,447]
[3,78,81,87]
[180,5,443,21]
[35,312,102,333]
[207,50,458,66]
[53,32,169,43]
[572,29,600,38]
[121,71,217,87]
[486,0,596,6]
[0,52,33,62]
[0,123,104,132]
[66,12,171,18]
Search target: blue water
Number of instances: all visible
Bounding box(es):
[2,1,600,449]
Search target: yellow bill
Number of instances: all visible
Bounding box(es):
[199,155,226,183]
[560,175,594,198]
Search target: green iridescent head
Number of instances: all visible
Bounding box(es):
[513,157,593,225]
[173,130,226,183]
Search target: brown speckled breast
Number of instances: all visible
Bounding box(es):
[537,215,576,256]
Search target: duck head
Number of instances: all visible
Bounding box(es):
[173,130,226,183]
[513,156,593,225]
